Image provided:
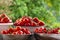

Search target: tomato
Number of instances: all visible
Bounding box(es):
[7,28,14,33]
[1,17,9,23]
[33,17,39,23]
[1,30,8,34]
[17,31,23,35]
[38,21,45,26]
[15,26,21,31]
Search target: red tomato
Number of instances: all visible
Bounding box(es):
[1,17,9,23]
[31,22,37,26]
[17,31,23,35]
[12,32,17,35]
[7,28,14,33]
[35,28,39,33]
[38,21,45,26]
[33,17,39,23]
[15,26,21,31]
[1,30,8,34]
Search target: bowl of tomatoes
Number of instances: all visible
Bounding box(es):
[14,16,45,32]
[0,14,13,31]
[1,26,32,40]
[34,27,60,40]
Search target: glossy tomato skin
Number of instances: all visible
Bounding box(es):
[35,27,47,33]
[1,17,9,23]
[39,28,43,33]
[22,18,30,23]
[19,21,25,26]
[7,28,14,34]
[35,28,39,33]
[25,31,31,34]
[12,32,17,35]
[25,23,31,26]
[15,26,21,31]
[1,30,8,34]
[17,31,23,35]
[38,21,45,26]
[33,17,39,23]
[21,28,26,32]
[31,22,37,26]
[14,16,45,26]
[1,26,31,35]
[25,28,31,34]
[47,28,60,34]
[0,13,12,23]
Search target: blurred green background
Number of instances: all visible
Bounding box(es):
[0,0,60,28]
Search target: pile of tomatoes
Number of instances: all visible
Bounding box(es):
[14,16,45,26]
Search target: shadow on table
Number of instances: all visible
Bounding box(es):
[34,33,60,40]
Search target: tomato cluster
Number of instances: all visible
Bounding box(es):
[1,26,60,34]
[35,27,60,34]
[0,14,12,23]
[47,28,60,34]
[1,26,31,35]
[34,27,47,33]
[14,16,45,26]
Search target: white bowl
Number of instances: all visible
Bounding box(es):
[36,33,60,40]
[20,26,44,33]
[0,23,13,31]
[2,34,32,40]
